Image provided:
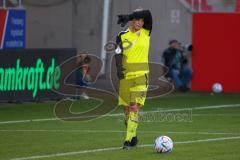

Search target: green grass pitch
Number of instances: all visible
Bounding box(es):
[0,92,240,160]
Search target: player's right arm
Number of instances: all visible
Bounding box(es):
[114,32,125,80]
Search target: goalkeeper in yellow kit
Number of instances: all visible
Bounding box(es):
[115,8,152,149]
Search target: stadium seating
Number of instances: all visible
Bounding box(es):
[186,0,212,11]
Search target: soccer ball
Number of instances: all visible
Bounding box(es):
[212,83,223,93]
[154,136,173,153]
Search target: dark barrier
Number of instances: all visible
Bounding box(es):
[0,48,77,102]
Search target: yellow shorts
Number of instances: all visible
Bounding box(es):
[118,74,148,106]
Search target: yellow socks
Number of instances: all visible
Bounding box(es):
[125,111,138,141]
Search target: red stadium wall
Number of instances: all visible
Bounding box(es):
[237,0,240,12]
[192,13,240,93]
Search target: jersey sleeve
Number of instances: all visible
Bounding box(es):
[116,33,122,49]
[114,31,125,79]
[116,30,129,50]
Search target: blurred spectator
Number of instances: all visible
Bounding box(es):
[162,40,192,92]
[75,53,92,99]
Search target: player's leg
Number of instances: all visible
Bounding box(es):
[118,78,131,114]
[131,75,148,146]
[125,103,139,140]
[123,75,148,149]
[123,102,140,149]
[123,106,129,127]
[120,78,137,149]
[118,78,134,149]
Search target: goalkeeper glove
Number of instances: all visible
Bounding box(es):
[117,15,130,27]
[114,54,125,80]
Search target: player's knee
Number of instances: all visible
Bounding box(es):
[124,106,129,115]
[129,104,140,112]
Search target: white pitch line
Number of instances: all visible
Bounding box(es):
[11,136,240,160]
[0,103,240,124]
[143,103,240,113]
[139,136,240,147]
[193,113,240,117]
[0,129,240,136]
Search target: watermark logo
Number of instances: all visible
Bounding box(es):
[52,41,174,122]
[139,109,192,122]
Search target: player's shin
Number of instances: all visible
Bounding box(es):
[124,106,129,127]
[124,104,139,142]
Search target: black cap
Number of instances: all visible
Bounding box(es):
[169,39,178,45]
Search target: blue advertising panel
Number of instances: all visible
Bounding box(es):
[0,9,25,49]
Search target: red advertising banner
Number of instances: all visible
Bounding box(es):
[237,0,240,12]
[0,10,7,47]
[192,13,240,93]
